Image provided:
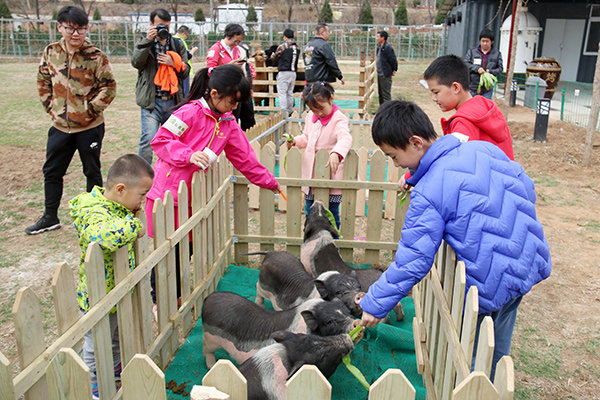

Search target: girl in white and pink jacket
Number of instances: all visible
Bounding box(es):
[145,64,282,305]
[287,82,352,230]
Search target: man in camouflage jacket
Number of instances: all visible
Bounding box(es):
[26,5,116,236]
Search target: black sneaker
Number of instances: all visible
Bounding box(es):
[24,214,61,235]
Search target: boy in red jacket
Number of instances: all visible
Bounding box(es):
[398,55,514,191]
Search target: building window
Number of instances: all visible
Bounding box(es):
[584,5,600,55]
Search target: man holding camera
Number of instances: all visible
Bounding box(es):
[131,8,189,165]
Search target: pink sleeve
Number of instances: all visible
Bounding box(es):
[224,124,279,190]
[330,114,352,159]
[151,108,196,167]
[206,43,221,70]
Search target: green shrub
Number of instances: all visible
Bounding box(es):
[0,0,11,19]
[395,0,408,25]
[194,7,205,22]
[319,0,333,23]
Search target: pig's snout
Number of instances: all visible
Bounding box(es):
[354,292,365,306]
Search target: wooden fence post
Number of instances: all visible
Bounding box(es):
[355,147,368,216]
[495,356,515,400]
[340,150,359,262]
[369,369,415,400]
[13,288,49,400]
[177,180,193,335]
[285,147,303,258]
[52,263,81,356]
[122,354,166,400]
[114,246,137,368]
[0,351,15,400]
[86,243,117,399]
[453,372,499,400]
[359,52,366,113]
[473,316,495,377]
[286,365,331,400]
[365,149,385,264]
[133,210,153,353]
[202,360,247,400]
[313,148,331,204]
[260,142,276,252]
[46,348,92,400]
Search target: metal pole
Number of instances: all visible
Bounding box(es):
[534,98,550,142]
[560,86,565,121]
[509,80,518,107]
[9,20,16,56]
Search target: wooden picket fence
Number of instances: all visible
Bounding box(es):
[1,114,514,399]
[252,52,377,115]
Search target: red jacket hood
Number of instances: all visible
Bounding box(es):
[441,96,514,160]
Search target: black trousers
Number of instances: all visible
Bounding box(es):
[233,99,256,131]
[150,241,193,303]
[43,124,104,217]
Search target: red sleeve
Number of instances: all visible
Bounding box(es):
[446,118,481,140]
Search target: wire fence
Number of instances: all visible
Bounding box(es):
[0,18,444,62]
[559,81,600,131]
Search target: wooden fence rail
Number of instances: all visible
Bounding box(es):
[1,113,514,399]
[252,53,377,115]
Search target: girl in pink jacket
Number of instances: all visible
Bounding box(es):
[287,82,352,230]
[146,64,282,305]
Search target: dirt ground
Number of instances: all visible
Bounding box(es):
[1,63,600,398]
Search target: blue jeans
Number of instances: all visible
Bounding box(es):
[305,199,341,232]
[472,295,523,381]
[139,97,175,165]
[470,89,493,99]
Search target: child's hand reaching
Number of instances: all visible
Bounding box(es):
[326,152,341,174]
[398,176,410,193]
[134,210,147,238]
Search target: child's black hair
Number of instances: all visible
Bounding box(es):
[283,28,294,39]
[302,81,335,109]
[57,6,88,27]
[174,64,252,110]
[423,54,470,90]
[372,100,438,149]
[106,154,154,189]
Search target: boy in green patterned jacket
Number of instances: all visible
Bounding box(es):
[69,154,153,399]
[26,5,117,235]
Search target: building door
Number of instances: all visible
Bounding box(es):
[542,19,584,82]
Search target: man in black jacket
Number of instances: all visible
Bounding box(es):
[303,23,345,85]
[272,28,300,116]
[376,30,398,105]
[464,28,503,99]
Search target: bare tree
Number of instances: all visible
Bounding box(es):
[501,0,522,119]
[8,0,41,19]
[285,0,295,22]
[71,0,97,17]
[128,0,149,25]
[582,40,600,166]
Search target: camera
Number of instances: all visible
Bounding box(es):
[156,24,169,39]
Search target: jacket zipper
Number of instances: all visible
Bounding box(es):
[66,50,73,133]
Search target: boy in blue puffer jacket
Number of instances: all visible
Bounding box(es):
[359,100,551,380]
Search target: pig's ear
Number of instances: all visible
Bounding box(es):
[300,310,319,332]
[272,330,295,343]
[350,270,358,279]
[314,280,331,299]
[288,361,307,379]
